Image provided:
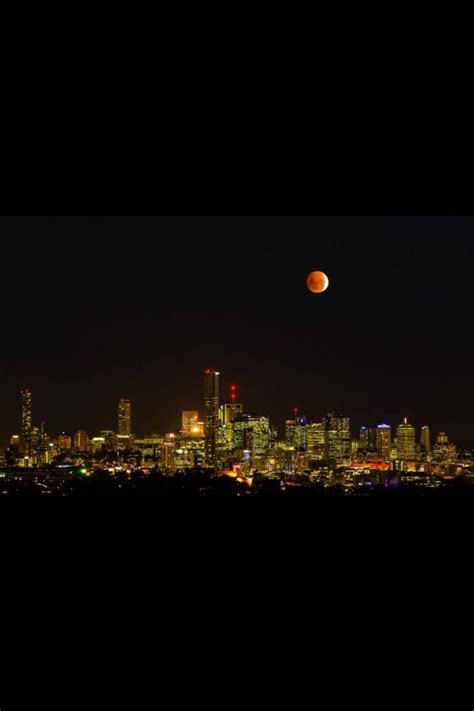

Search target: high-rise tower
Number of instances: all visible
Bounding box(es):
[20,388,32,456]
[324,413,351,465]
[118,398,132,436]
[376,424,392,461]
[420,425,431,456]
[307,421,325,460]
[396,417,416,460]
[204,369,220,466]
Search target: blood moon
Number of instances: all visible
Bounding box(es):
[306,271,329,294]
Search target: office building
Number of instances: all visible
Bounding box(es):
[182,411,200,436]
[307,421,325,460]
[324,414,351,465]
[420,425,431,456]
[74,430,91,452]
[20,388,32,456]
[118,398,132,436]
[377,424,392,460]
[232,415,270,454]
[204,369,220,466]
[396,418,416,460]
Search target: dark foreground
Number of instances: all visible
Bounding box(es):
[1,467,474,496]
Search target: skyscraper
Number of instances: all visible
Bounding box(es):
[294,416,308,452]
[324,414,351,465]
[420,425,431,456]
[58,433,72,450]
[162,433,176,470]
[118,398,132,436]
[20,388,32,456]
[368,427,377,452]
[285,419,296,447]
[204,369,220,466]
[74,430,91,452]
[218,400,243,453]
[396,418,416,460]
[307,421,325,460]
[376,424,392,461]
[182,411,200,435]
[232,415,270,454]
[359,426,369,450]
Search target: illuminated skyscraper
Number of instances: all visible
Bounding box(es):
[307,421,325,460]
[204,369,220,466]
[58,433,72,450]
[74,430,91,452]
[182,411,199,436]
[396,418,416,460]
[219,396,243,453]
[285,419,296,446]
[31,424,47,455]
[376,424,392,460]
[368,428,377,452]
[359,426,369,450]
[20,388,32,456]
[359,426,377,452]
[324,414,351,465]
[118,398,132,436]
[420,426,431,456]
[295,417,308,452]
[232,415,270,454]
[162,433,176,470]
[248,416,270,454]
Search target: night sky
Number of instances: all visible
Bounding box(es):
[0,215,473,446]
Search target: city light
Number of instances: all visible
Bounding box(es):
[0,380,472,496]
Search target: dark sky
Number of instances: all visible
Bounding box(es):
[0,215,473,446]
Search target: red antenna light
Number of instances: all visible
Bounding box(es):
[230,384,237,402]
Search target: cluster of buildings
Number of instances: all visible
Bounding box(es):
[5,389,138,467]
[0,375,469,483]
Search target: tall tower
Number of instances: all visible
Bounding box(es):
[162,433,176,470]
[376,424,392,461]
[307,421,325,460]
[118,398,132,436]
[359,426,369,450]
[396,417,416,460]
[20,388,32,456]
[324,413,351,465]
[420,425,431,456]
[204,369,220,466]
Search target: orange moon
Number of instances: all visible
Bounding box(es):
[306,271,329,294]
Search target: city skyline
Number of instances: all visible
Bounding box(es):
[1,378,465,456]
[0,368,468,499]
[1,378,472,450]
